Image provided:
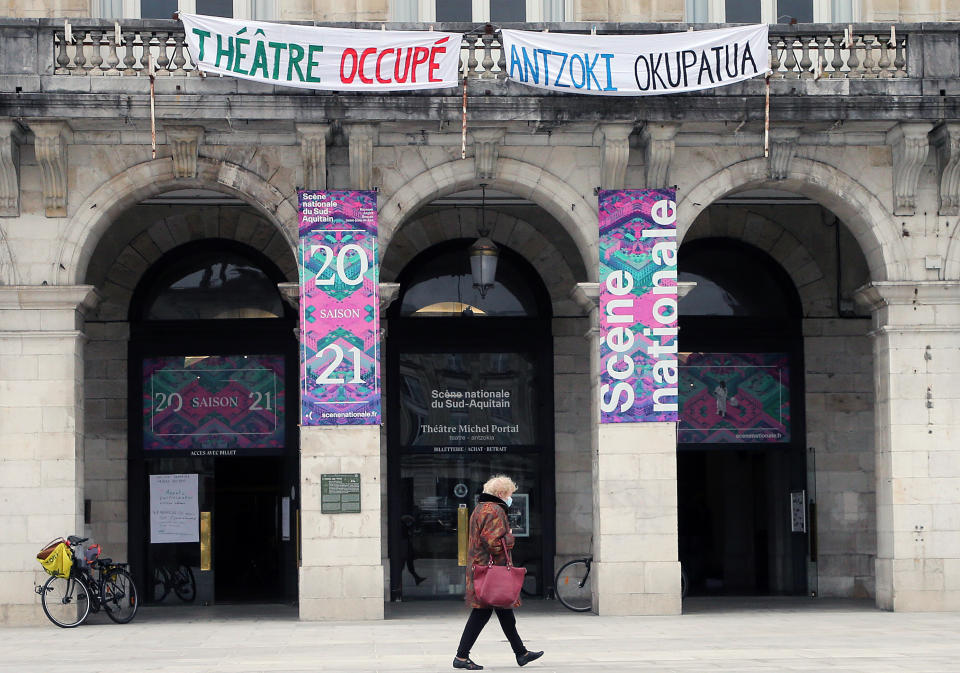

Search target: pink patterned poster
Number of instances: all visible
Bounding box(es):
[598,189,679,423]
[298,190,380,426]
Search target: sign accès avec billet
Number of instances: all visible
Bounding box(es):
[299,190,381,426]
[598,189,679,423]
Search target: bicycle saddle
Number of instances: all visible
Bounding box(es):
[96,557,113,565]
[67,535,89,545]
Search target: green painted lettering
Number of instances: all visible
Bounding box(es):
[249,40,269,78]
[268,42,286,80]
[233,37,250,75]
[192,29,211,61]
[306,44,324,83]
[215,33,234,70]
[287,43,305,81]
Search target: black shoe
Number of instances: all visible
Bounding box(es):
[415,575,427,586]
[516,651,543,667]
[453,657,483,670]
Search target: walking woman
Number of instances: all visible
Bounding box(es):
[453,475,544,670]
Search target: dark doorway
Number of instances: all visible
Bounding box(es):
[128,239,300,605]
[678,238,808,596]
[385,240,555,601]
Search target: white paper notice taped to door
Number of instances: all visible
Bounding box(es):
[149,473,200,543]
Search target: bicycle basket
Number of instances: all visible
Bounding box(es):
[36,538,73,578]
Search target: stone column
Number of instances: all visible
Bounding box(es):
[0,285,98,624]
[574,282,681,615]
[299,425,384,620]
[857,281,960,611]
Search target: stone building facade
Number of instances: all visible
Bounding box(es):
[0,2,959,624]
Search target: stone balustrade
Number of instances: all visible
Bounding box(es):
[39,21,937,80]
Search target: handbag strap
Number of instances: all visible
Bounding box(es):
[488,535,513,568]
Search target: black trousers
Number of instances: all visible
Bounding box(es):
[456,607,525,658]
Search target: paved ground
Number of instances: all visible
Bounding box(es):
[3,597,960,673]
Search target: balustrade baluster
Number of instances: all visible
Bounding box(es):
[105,30,120,75]
[55,31,70,73]
[121,30,137,75]
[480,33,495,79]
[893,36,906,77]
[138,33,154,73]
[799,36,813,79]
[769,36,781,78]
[89,30,104,75]
[465,35,478,78]
[814,36,828,79]
[846,34,860,77]
[783,37,799,79]
[862,35,876,78]
[155,32,171,76]
[496,34,505,78]
[172,33,188,75]
[72,30,87,75]
[829,34,843,78]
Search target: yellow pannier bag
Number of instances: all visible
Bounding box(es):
[36,538,73,578]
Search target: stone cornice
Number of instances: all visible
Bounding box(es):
[379,282,400,311]
[594,123,633,190]
[855,281,960,310]
[0,285,100,312]
[296,123,332,191]
[933,122,960,216]
[640,123,679,189]
[887,122,933,216]
[471,127,505,180]
[27,120,71,217]
[163,124,204,179]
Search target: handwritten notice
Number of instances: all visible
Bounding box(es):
[149,473,199,543]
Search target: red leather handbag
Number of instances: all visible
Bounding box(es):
[473,537,526,608]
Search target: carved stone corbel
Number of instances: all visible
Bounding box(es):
[297,123,332,191]
[768,127,800,181]
[0,119,23,217]
[164,125,204,179]
[932,122,960,216]
[640,123,679,189]
[887,122,933,216]
[594,124,632,189]
[471,127,505,180]
[379,282,400,312]
[348,124,379,190]
[28,120,71,218]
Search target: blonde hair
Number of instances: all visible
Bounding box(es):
[483,475,517,499]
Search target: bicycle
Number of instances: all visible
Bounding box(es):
[35,536,139,628]
[152,563,196,603]
[554,557,689,612]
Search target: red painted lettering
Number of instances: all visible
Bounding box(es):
[358,47,376,84]
[410,46,429,82]
[394,48,412,83]
[376,48,393,84]
[340,48,358,83]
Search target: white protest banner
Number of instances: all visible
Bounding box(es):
[179,13,461,91]
[501,25,768,96]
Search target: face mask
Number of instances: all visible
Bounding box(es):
[504,496,513,508]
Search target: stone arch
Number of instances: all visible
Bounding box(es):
[90,208,296,322]
[382,207,581,315]
[677,157,905,282]
[57,157,298,286]
[684,211,834,316]
[378,157,598,282]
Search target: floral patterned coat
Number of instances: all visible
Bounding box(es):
[464,493,520,609]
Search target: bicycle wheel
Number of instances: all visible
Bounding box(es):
[102,567,139,624]
[171,565,196,603]
[41,574,91,628]
[554,559,592,612]
[152,566,170,602]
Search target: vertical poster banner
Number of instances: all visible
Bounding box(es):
[598,189,679,423]
[299,190,381,425]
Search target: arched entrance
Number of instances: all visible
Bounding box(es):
[385,239,555,601]
[678,238,808,596]
[127,239,300,604]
